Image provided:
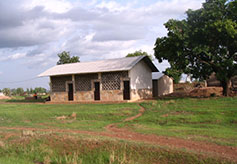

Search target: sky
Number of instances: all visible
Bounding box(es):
[0,0,204,90]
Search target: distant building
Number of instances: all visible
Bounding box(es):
[207,73,221,87]
[152,72,173,97]
[39,56,158,102]
[232,76,237,91]
[0,92,4,96]
[207,73,237,91]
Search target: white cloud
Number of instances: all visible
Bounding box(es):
[95,1,133,12]
[0,0,206,89]
[10,53,26,60]
[0,0,204,67]
[23,0,72,13]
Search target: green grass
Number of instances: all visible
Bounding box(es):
[0,133,232,164]
[0,97,237,163]
[122,97,237,146]
[0,103,139,131]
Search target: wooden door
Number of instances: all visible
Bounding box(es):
[152,80,158,97]
[123,81,130,100]
[94,82,100,101]
[68,83,74,101]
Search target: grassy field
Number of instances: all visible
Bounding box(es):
[0,102,139,131]
[0,97,236,163]
[122,97,237,146]
[0,133,231,164]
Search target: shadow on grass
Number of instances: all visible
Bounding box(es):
[6,99,45,103]
[154,97,189,101]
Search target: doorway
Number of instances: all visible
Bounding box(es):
[152,80,158,97]
[68,83,74,101]
[94,82,100,101]
[123,81,130,100]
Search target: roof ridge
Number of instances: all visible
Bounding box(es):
[54,55,144,67]
[38,55,157,77]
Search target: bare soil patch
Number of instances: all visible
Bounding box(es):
[189,87,223,97]
[123,106,145,122]
[161,87,223,98]
[0,95,11,100]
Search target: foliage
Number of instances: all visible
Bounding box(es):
[163,67,182,84]
[154,0,237,95]
[25,87,47,94]
[10,89,16,96]
[126,50,153,60]
[16,88,24,96]
[11,88,24,96]
[0,87,47,97]
[34,87,47,93]
[2,88,10,96]
[57,51,80,65]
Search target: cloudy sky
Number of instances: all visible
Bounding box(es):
[0,0,204,89]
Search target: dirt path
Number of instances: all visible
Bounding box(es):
[123,104,145,122]
[0,104,236,162]
[105,104,237,161]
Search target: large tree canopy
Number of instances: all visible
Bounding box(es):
[154,0,237,95]
[57,51,80,65]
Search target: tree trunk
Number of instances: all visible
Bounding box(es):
[221,79,232,96]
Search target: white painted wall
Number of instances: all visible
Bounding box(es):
[157,75,173,96]
[129,60,152,90]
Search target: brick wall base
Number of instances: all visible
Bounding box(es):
[51,92,68,102]
[100,90,123,101]
[74,91,94,101]
[50,88,152,102]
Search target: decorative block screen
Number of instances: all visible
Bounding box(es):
[51,76,72,92]
[102,71,128,90]
[75,74,98,91]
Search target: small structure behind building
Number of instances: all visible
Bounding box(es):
[152,72,173,97]
[207,73,237,92]
[207,73,221,87]
[231,76,237,92]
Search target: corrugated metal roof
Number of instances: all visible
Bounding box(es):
[152,72,164,80]
[38,56,158,77]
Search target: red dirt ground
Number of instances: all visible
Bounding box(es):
[0,95,11,100]
[0,104,236,162]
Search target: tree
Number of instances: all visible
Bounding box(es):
[16,88,24,96]
[2,88,11,96]
[26,88,30,94]
[57,51,80,65]
[126,50,153,60]
[11,89,17,96]
[164,67,182,84]
[154,0,237,96]
[30,88,34,94]
[34,87,47,93]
